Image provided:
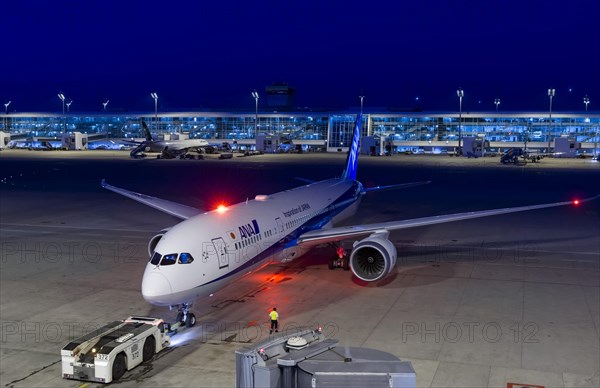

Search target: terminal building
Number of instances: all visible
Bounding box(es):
[1,110,598,154]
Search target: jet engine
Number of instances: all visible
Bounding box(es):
[147,228,171,256]
[349,232,397,282]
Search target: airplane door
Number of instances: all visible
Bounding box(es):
[211,237,229,269]
[275,217,284,236]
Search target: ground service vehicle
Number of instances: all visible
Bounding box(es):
[61,316,171,383]
[501,147,524,163]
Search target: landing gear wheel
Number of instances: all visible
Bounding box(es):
[142,336,156,362]
[112,353,126,381]
[343,258,350,271]
[185,313,197,328]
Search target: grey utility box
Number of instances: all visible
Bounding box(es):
[236,328,416,388]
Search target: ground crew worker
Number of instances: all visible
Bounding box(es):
[269,307,279,334]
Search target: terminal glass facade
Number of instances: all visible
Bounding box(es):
[2,111,599,152]
[329,115,368,148]
[369,115,599,144]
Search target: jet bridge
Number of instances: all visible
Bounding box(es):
[235,328,416,388]
[0,131,9,149]
[61,132,88,150]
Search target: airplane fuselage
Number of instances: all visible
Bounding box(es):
[141,178,363,306]
[145,139,209,153]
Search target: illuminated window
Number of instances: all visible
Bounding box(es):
[178,253,194,264]
[160,254,177,266]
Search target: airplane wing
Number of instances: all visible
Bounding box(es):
[295,177,317,184]
[101,180,202,220]
[297,195,599,248]
[363,181,431,193]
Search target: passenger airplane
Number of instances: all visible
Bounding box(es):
[129,120,209,158]
[103,113,597,327]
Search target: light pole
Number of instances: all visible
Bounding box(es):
[103,99,109,111]
[584,95,594,157]
[252,90,259,136]
[584,95,590,111]
[359,94,365,115]
[3,101,10,131]
[494,98,500,112]
[547,88,555,153]
[58,93,66,133]
[150,93,158,132]
[66,100,73,112]
[457,88,464,154]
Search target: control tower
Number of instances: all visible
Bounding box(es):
[265,82,296,110]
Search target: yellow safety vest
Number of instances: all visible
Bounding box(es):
[269,311,278,321]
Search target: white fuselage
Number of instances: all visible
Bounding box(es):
[145,139,209,152]
[141,178,362,306]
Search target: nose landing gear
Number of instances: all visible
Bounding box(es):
[173,303,196,328]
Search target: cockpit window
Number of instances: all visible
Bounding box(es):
[178,253,194,264]
[150,252,162,265]
[160,254,177,266]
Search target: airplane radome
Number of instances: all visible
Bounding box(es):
[102,113,598,327]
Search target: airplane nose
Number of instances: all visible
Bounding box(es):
[141,272,172,303]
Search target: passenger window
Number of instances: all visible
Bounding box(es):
[178,253,194,264]
[160,254,177,266]
[150,252,162,265]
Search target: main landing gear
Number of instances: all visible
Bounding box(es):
[328,244,350,271]
[173,303,196,328]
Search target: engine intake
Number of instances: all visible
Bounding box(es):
[147,228,171,256]
[349,232,397,282]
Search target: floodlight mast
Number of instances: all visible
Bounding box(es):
[151,93,158,132]
[494,98,500,112]
[457,88,464,154]
[547,88,555,153]
[584,95,595,157]
[252,90,259,136]
[58,93,66,133]
[359,94,365,115]
[3,101,10,131]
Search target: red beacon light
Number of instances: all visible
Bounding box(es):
[215,204,228,214]
[258,347,268,360]
[573,199,580,206]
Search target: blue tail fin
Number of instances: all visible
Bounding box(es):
[341,113,362,180]
[141,120,154,142]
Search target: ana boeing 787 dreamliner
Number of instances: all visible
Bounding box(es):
[102,113,597,326]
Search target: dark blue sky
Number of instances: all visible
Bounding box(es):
[2,0,599,113]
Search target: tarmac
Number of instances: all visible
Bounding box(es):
[1,150,599,387]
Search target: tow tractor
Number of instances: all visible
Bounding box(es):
[61,316,172,383]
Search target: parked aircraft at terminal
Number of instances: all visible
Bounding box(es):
[129,121,209,158]
[103,113,598,326]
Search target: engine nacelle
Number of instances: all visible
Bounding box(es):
[147,228,171,256]
[349,232,397,282]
